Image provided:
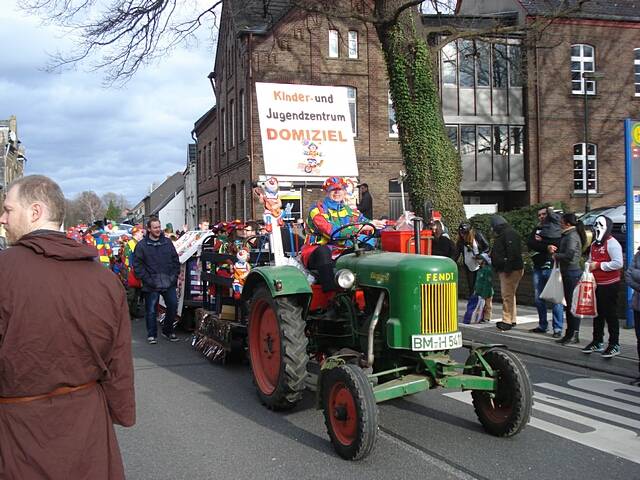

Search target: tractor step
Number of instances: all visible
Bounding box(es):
[372,374,431,403]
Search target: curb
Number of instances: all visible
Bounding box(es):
[460,323,639,379]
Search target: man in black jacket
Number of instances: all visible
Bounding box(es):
[528,207,564,337]
[133,216,181,344]
[490,215,524,331]
[357,183,373,219]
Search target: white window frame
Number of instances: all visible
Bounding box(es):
[329,29,339,58]
[241,180,247,221]
[221,108,226,152]
[388,92,398,138]
[346,87,357,136]
[348,31,358,59]
[223,187,228,220]
[573,142,597,194]
[634,48,640,97]
[239,90,246,141]
[571,44,596,95]
[230,99,235,148]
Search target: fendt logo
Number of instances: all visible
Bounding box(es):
[425,272,455,283]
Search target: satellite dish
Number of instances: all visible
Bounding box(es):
[8,131,16,143]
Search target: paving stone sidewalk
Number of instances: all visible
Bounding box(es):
[458,300,639,379]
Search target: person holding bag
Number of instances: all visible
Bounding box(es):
[582,215,624,357]
[548,213,586,345]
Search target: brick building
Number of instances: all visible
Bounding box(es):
[194,1,404,223]
[456,0,640,212]
[0,115,26,243]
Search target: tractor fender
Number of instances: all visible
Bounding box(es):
[241,266,313,309]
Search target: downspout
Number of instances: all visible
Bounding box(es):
[534,37,542,203]
[248,33,255,220]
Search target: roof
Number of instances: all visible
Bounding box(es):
[517,0,640,21]
[150,186,185,216]
[230,0,293,35]
[193,106,216,134]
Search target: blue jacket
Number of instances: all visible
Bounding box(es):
[132,234,180,292]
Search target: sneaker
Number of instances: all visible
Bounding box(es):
[552,331,562,338]
[601,344,621,358]
[529,327,547,334]
[162,332,180,342]
[147,336,157,345]
[581,341,604,354]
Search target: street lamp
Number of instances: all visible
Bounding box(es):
[582,71,605,213]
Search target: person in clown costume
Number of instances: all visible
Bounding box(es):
[123,225,145,317]
[301,176,381,292]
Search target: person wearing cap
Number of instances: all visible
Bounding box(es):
[301,176,377,291]
[431,219,456,259]
[455,222,490,295]
[357,183,373,220]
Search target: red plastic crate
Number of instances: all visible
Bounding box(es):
[380,230,433,255]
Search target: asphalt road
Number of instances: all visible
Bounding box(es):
[117,319,640,479]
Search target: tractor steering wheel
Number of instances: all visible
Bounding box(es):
[329,222,378,249]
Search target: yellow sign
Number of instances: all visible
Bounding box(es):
[370,272,390,284]
[425,272,455,283]
[633,123,640,146]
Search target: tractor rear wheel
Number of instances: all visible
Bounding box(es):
[248,286,308,410]
[321,363,378,460]
[470,348,532,437]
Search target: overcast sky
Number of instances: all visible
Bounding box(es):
[0,1,215,206]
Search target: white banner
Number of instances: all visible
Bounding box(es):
[255,82,358,178]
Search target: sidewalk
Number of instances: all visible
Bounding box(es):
[458,300,639,379]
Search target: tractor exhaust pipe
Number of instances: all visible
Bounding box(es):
[367,291,386,367]
[412,217,423,255]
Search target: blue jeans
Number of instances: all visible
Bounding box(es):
[144,289,177,338]
[533,268,564,333]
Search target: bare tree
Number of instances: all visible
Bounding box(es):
[101,192,131,212]
[75,191,105,223]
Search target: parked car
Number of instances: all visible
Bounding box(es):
[579,205,626,252]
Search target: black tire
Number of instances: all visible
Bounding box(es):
[248,286,308,410]
[321,364,378,460]
[470,348,533,437]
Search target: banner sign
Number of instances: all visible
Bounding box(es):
[255,82,358,178]
[624,119,640,328]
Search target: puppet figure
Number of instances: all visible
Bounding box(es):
[253,176,283,232]
[232,248,251,299]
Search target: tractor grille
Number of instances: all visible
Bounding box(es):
[420,282,458,334]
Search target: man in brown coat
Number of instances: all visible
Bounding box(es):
[0,175,135,479]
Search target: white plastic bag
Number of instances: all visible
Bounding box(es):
[571,266,598,318]
[540,262,565,306]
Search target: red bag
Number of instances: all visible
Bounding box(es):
[571,268,598,318]
[128,270,142,289]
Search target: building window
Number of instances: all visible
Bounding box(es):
[446,125,459,151]
[460,126,476,155]
[221,108,226,152]
[388,92,398,137]
[510,126,523,154]
[492,43,508,88]
[459,39,475,87]
[347,87,357,136]
[197,149,202,182]
[635,48,640,96]
[241,180,247,221]
[441,42,457,86]
[223,187,228,220]
[230,184,237,219]
[476,41,491,87]
[239,90,246,141]
[329,29,339,58]
[573,143,597,193]
[348,31,358,58]
[207,142,212,178]
[571,44,596,95]
[509,44,523,87]
[230,99,235,148]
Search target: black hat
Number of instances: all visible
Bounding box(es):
[458,222,471,233]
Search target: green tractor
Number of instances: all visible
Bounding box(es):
[241,223,533,460]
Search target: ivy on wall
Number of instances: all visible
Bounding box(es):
[379,16,466,230]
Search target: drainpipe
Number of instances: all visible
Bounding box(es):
[534,38,542,204]
[248,33,255,220]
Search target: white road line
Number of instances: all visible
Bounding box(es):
[535,382,640,414]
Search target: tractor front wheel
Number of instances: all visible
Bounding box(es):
[321,363,378,460]
[470,348,532,437]
[248,287,308,410]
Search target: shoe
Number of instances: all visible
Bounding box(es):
[601,344,621,358]
[496,321,513,331]
[552,331,562,338]
[162,332,180,342]
[147,336,157,344]
[529,327,547,334]
[556,331,579,345]
[581,341,604,354]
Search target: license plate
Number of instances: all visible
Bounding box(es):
[411,332,462,351]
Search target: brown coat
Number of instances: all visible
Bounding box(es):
[0,231,135,479]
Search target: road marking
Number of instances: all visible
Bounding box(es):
[444,380,640,465]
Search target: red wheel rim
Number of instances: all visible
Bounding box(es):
[249,299,281,395]
[328,381,357,445]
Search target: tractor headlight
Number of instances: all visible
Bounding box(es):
[335,269,356,290]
